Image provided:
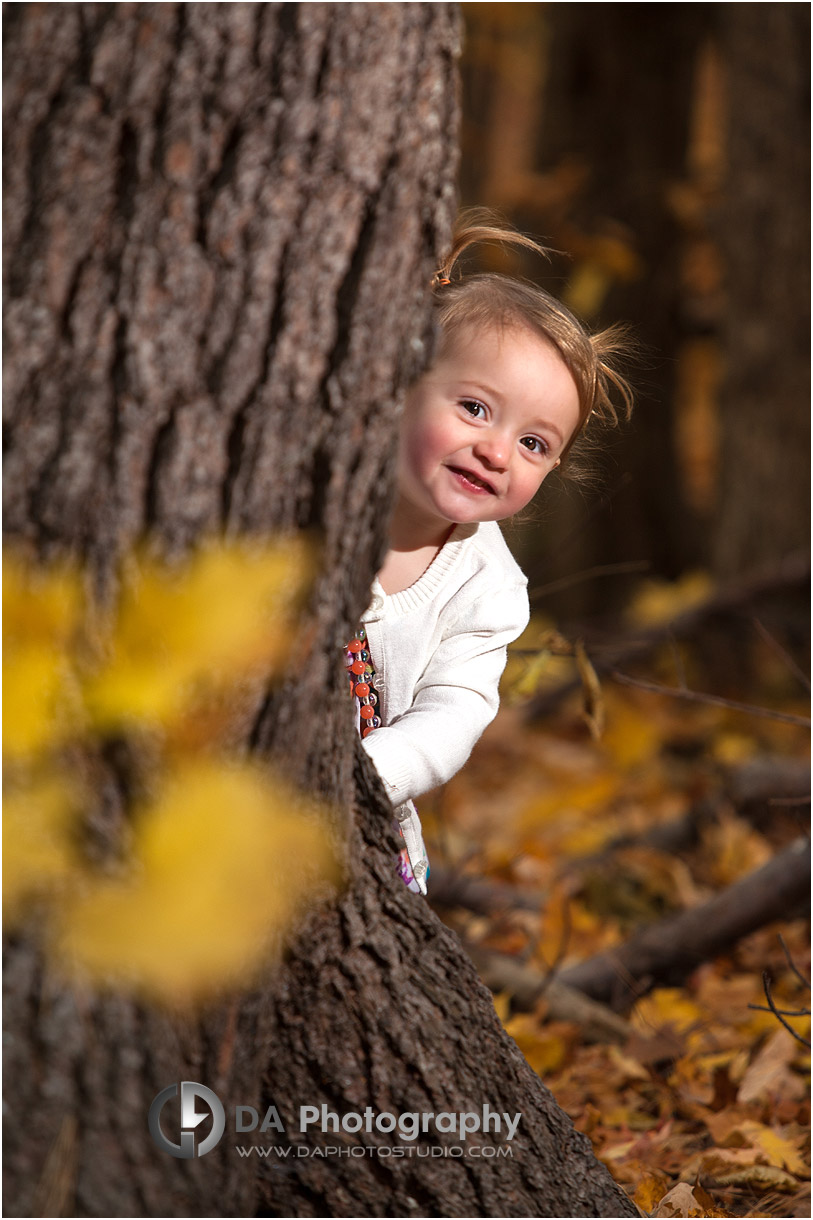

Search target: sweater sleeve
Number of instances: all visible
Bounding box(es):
[362,580,529,805]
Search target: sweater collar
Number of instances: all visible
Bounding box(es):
[363,522,480,618]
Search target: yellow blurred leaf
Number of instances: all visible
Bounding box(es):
[563,236,642,319]
[3,550,83,646]
[600,1137,636,1162]
[2,644,75,757]
[711,732,756,766]
[85,537,313,731]
[54,759,338,1004]
[3,770,81,918]
[563,263,613,320]
[625,571,712,629]
[3,552,85,757]
[608,1045,651,1083]
[601,699,663,769]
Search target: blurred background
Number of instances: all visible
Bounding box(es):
[423,14,811,1206]
[457,2,809,654]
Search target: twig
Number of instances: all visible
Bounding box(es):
[668,632,689,690]
[530,560,649,601]
[524,549,810,722]
[749,973,812,1048]
[609,669,811,728]
[753,618,811,694]
[748,1005,811,1017]
[779,931,811,988]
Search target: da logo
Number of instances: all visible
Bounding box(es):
[149,1082,226,1159]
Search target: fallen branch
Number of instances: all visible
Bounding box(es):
[465,943,632,1044]
[557,838,811,1011]
[428,866,544,915]
[724,758,811,822]
[431,756,809,916]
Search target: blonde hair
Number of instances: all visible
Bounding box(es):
[431,211,634,469]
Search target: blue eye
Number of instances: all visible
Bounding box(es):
[461,399,486,419]
[521,436,548,455]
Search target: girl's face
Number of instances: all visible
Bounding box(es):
[396,324,581,536]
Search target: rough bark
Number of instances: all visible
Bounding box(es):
[259,758,636,1217]
[3,5,636,1218]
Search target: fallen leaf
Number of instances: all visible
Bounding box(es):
[738,1028,807,1104]
[710,1119,808,1176]
[608,1044,652,1083]
[684,1146,800,1193]
[653,1182,705,1217]
[634,987,705,1035]
[634,1171,669,1212]
[503,1013,569,1075]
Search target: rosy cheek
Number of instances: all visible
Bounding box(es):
[407,418,448,464]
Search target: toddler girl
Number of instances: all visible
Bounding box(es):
[346,215,632,895]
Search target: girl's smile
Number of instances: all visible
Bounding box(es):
[394,324,581,544]
[446,464,497,494]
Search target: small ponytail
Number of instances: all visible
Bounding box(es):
[432,207,552,286]
[430,210,634,473]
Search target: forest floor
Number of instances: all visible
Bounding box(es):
[422,595,810,1220]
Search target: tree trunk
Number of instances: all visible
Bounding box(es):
[712,3,810,578]
[3,5,636,1217]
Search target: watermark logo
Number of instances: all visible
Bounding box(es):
[149,1081,225,1159]
[149,1086,521,1161]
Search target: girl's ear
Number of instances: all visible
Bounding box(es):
[553,458,561,468]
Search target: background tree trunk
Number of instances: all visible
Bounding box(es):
[459,3,713,621]
[712,2,810,578]
[532,3,710,591]
[3,5,636,1217]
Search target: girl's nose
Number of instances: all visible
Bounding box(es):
[472,432,509,470]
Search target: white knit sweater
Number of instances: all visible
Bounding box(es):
[360,520,529,807]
